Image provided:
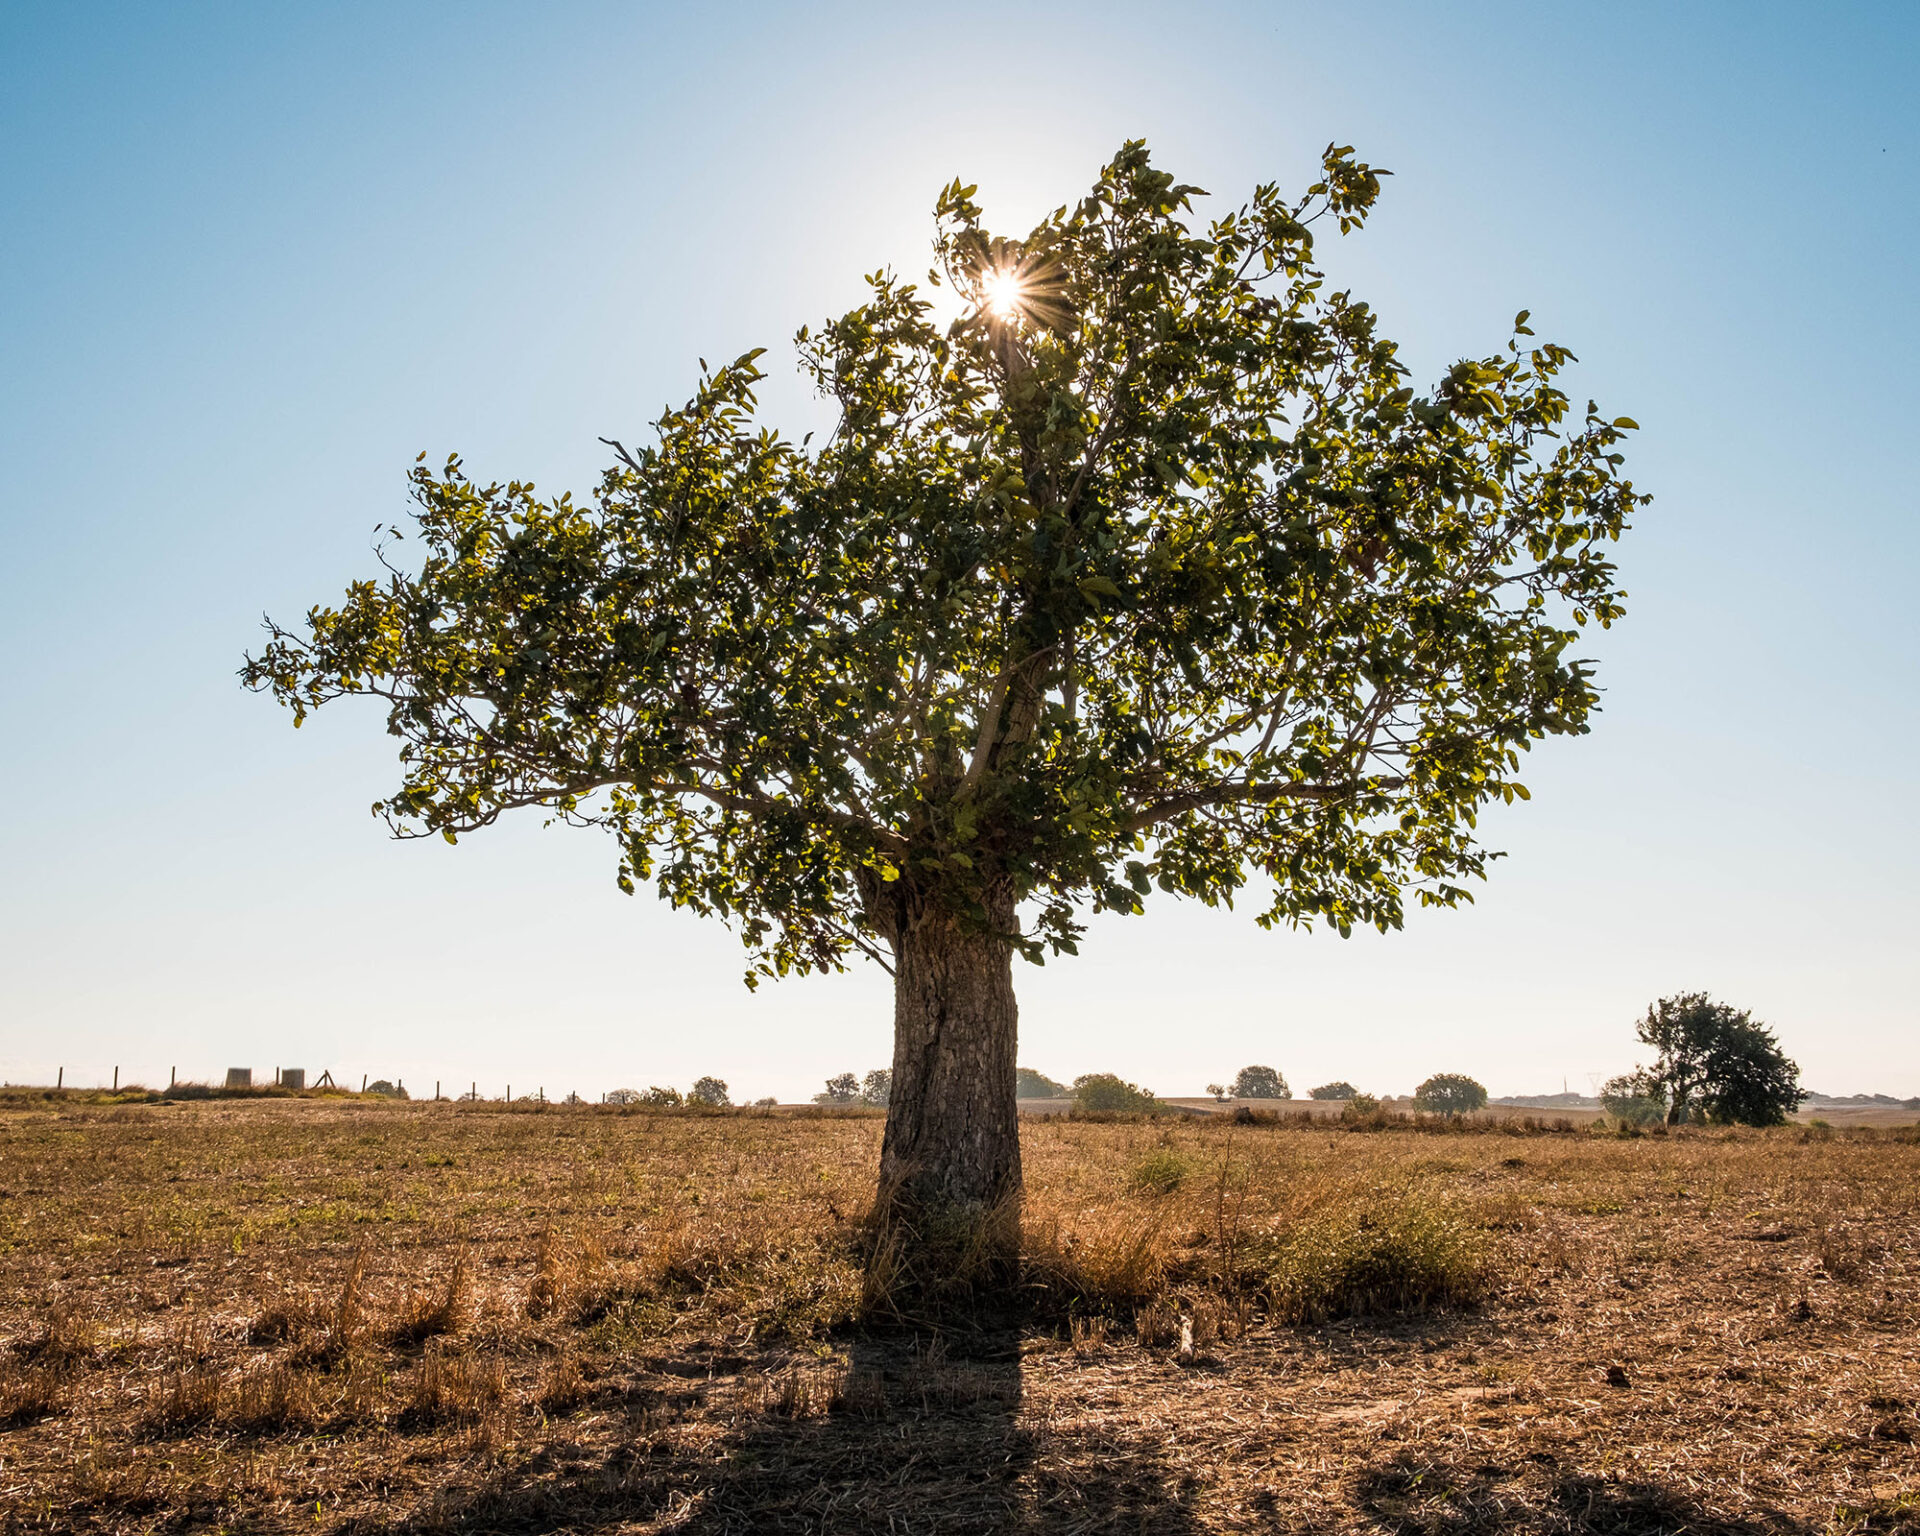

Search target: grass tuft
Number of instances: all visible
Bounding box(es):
[1255,1187,1491,1324]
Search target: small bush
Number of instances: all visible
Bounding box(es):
[1072,1073,1158,1113]
[1309,1081,1358,1100]
[1256,1190,1490,1324]
[1340,1093,1385,1125]
[641,1085,682,1107]
[1130,1147,1192,1196]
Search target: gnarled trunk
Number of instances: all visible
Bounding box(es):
[877,883,1022,1219]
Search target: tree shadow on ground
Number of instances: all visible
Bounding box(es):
[1347,1449,1817,1536]
[349,1328,1203,1535]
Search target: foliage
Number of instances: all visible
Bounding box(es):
[1129,1147,1192,1195]
[1205,1083,1227,1101]
[1413,1074,1487,1116]
[641,1086,682,1107]
[243,141,1644,986]
[1016,1067,1068,1100]
[1628,993,1800,1126]
[1339,1093,1384,1124]
[860,1069,891,1108]
[815,1073,860,1105]
[1599,1068,1666,1128]
[1309,1081,1358,1100]
[1255,1189,1489,1324]
[688,1076,730,1108]
[1072,1073,1158,1113]
[1233,1065,1289,1099]
[364,1080,409,1100]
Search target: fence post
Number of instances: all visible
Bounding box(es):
[113,1066,119,1090]
[361,1074,368,1093]
[170,1066,176,1088]
[57,1067,63,1090]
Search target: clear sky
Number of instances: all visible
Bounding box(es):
[2,2,1915,1103]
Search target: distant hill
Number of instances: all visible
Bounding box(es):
[1492,1092,1600,1109]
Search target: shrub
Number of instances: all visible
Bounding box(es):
[860,1069,891,1107]
[1233,1065,1289,1099]
[1413,1074,1487,1116]
[364,1079,409,1099]
[641,1085,682,1107]
[1072,1073,1158,1113]
[1016,1067,1068,1099]
[1600,1069,1665,1128]
[1130,1147,1191,1196]
[688,1076,730,1107]
[814,1073,860,1105]
[753,1096,779,1108]
[1309,1081,1358,1100]
[1340,1093,1385,1126]
[1257,1190,1489,1324]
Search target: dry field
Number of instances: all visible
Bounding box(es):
[0,1097,1915,1535]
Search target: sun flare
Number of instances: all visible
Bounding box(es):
[979,266,1025,321]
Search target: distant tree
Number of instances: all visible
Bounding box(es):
[641,1085,683,1107]
[1206,1082,1228,1102]
[1233,1065,1289,1099]
[245,143,1643,1248]
[365,1079,408,1099]
[1599,1068,1666,1127]
[1308,1081,1358,1100]
[815,1072,861,1105]
[753,1095,779,1107]
[1015,1068,1068,1100]
[1072,1073,1158,1113]
[689,1076,730,1108]
[1629,992,1799,1126]
[861,1069,892,1107]
[1413,1073,1487,1116]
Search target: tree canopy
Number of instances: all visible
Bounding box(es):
[1233,1065,1289,1099]
[1413,1073,1487,1116]
[1610,993,1800,1126]
[244,140,1644,989]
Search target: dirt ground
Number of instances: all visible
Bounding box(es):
[0,1098,1914,1534]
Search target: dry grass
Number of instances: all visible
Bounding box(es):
[0,1099,1914,1532]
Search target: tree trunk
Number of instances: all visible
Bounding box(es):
[877,884,1022,1220]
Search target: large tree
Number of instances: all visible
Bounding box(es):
[1611,993,1800,1126]
[245,143,1643,1229]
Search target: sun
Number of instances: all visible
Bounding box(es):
[979,266,1025,321]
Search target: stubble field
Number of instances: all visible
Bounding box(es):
[0,1097,1915,1534]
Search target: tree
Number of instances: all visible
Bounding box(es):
[1599,1068,1665,1127]
[689,1076,730,1108]
[641,1085,682,1107]
[244,143,1642,1237]
[1015,1067,1067,1100]
[1072,1073,1158,1113]
[861,1069,892,1107]
[1413,1073,1487,1116]
[816,1071,861,1104]
[1629,992,1799,1126]
[1206,1082,1228,1101]
[1233,1065,1289,1099]
[1308,1081,1357,1100]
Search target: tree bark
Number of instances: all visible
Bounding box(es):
[877,882,1022,1219]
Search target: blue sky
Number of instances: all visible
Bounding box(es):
[2,2,1915,1101]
